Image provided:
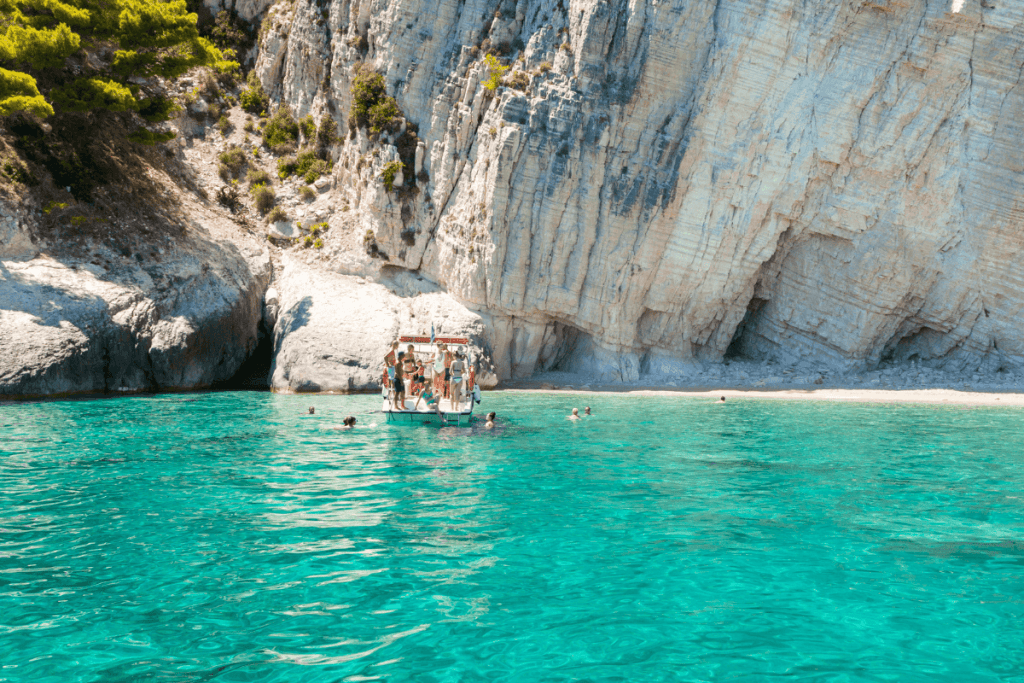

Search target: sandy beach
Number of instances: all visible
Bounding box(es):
[498,383,1024,407]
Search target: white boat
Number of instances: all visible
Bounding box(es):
[381,335,482,425]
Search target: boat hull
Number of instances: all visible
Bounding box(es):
[381,398,475,425]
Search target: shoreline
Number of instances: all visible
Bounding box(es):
[494,383,1024,407]
[6,382,1024,408]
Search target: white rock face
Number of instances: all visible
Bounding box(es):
[244,0,1024,386]
[269,253,497,391]
[0,211,272,398]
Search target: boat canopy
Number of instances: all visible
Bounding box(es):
[399,335,468,345]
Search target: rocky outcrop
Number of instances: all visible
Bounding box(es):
[270,252,497,392]
[244,0,1024,384]
[0,202,271,398]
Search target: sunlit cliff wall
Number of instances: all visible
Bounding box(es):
[238,0,1024,382]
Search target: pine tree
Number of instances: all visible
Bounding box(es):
[0,0,237,140]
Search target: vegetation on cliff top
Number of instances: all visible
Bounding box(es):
[0,0,237,132]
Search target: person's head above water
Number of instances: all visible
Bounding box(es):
[571,408,579,416]
[487,412,496,420]
[308,406,315,414]
[584,406,591,415]
[718,396,726,402]
[343,416,356,427]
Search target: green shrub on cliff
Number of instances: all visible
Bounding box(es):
[315,115,339,149]
[263,107,298,149]
[299,114,316,140]
[250,182,275,213]
[239,71,269,114]
[379,160,403,192]
[482,54,508,91]
[218,146,246,176]
[349,68,402,135]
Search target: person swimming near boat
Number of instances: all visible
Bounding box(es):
[485,411,496,429]
[449,350,466,411]
[568,408,580,420]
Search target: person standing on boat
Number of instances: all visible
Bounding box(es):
[443,344,455,398]
[393,351,407,410]
[383,341,399,395]
[433,343,449,398]
[449,350,466,411]
[402,352,418,408]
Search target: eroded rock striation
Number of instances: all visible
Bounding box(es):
[246,0,1024,383]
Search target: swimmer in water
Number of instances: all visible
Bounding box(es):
[342,416,357,428]
[485,411,496,429]
[717,396,726,403]
[584,406,591,416]
[308,406,315,414]
[568,408,580,420]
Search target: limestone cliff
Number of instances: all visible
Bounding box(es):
[0,197,271,398]
[240,0,1024,384]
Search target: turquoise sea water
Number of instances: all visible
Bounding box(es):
[2,392,1023,682]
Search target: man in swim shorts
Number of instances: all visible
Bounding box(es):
[393,351,406,410]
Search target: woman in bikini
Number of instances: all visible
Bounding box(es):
[414,376,442,417]
[449,350,466,411]
[402,353,417,402]
[432,344,449,399]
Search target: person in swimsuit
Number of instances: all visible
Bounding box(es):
[568,408,580,420]
[485,412,496,429]
[402,353,417,405]
[383,341,399,405]
[431,344,446,398]
[414,377,442,416]
[393,351,406,410]
[442,344,453,398]
[449,351,466,411]
[384,342,398,378]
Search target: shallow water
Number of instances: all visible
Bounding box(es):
[2,392,1023,682]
